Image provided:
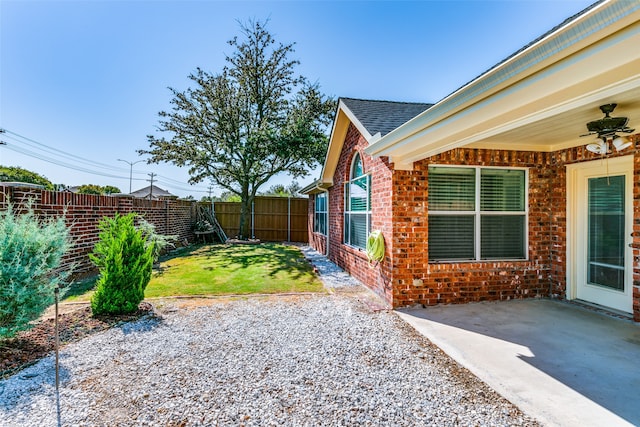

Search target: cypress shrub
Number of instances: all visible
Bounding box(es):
[0,202,71,339]
[90,213,154,315]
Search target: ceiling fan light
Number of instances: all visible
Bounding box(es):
[612,136,632,151]
[586,142,608,154]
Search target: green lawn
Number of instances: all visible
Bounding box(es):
[66,243,325,301]
[146,243,324,297]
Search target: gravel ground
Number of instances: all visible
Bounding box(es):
[299,246,365,289]
[0,247,539,426]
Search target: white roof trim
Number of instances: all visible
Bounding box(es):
[337,99,373,141]
[317,99,376,186]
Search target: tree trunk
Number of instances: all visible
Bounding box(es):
[238,186,251,240]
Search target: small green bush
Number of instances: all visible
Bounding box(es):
[0,202,71,339]
[90,213,154,315]
[137,218,177,262]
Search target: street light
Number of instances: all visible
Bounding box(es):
[117,159,144,194]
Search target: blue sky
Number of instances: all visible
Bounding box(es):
[1,0,595,197]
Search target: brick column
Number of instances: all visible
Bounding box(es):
[390,165,429,307]
[632,136,640,321]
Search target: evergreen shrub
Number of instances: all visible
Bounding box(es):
[0,202,71,338]
[90,213,154,315]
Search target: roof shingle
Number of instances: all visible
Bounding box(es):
[130,184,176,199]
[341,98,433,138]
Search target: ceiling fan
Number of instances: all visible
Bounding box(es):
[581,103,635,154]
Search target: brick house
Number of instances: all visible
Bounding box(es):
[302,1,640,321]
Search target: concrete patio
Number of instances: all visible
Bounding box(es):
[396,299,640,426]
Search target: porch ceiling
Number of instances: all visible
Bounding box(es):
[466,84,640,152]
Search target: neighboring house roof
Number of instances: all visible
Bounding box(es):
[365,0,640,169]
[340,98,433,139]
[130,185,176,200]
[0,181,45,189]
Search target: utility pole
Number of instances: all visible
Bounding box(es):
[208,185,213,200]
[147,173,156,200]
[117,159,144,194]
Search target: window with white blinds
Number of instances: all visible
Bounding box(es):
[344,153,371,249]
[428,166,527,261]
[314,192,327,235]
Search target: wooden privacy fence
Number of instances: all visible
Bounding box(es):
[203,196,308,242]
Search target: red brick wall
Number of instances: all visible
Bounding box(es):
[0,186,196,277]
[634,139,640,322]
[392,150,554,307]
[312,131,640,320]
[306,124,394,304]
[132,197,196,242]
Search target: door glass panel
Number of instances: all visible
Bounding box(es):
[588,175,625,291]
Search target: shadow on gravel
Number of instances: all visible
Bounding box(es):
[117,315,163,335]
[0,312,164,415]
[1,303,159,380]
[0,353,72,414]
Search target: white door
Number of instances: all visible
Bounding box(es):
[569,156,633,313]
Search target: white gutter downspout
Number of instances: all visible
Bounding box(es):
[324,188,329,257]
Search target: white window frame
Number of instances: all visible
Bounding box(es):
[344,153,371,250]
[428,165,529,262]
[314,192,328,235]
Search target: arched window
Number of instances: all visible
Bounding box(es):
[344,152,371,249]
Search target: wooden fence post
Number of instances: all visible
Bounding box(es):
[287,196,291,242]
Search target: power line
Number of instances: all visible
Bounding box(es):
[1,129,133,174]
[155,180,210,194]
[0,127,213,193]
[3,143,137,181]
[154,173,203,187]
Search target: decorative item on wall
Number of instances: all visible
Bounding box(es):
[581,103,635,154]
